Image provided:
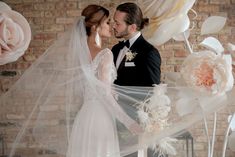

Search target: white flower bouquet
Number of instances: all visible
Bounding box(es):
[137,84,177,156]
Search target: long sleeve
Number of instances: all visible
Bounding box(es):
[143,48,161,85]
[97,49,116,85]
[97,49,136,128]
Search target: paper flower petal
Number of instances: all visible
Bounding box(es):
[201,16,227,35]
[0,2,11,11]
[140,0,196,46]
[0,38,11,51]
[148,14,190,46]
[181,51,233,94]
[200,37,224,55]
[173,30,190,41]
[139,0,176,17]
[223,55,234,91]
[140,0,195,19]
[179,0,196,14]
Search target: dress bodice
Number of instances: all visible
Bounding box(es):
[92,48,117,83]
[83,48,117,102]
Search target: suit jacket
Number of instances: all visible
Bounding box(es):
[112,35,161,86]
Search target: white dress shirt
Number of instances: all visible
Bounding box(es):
[116,32,141,69]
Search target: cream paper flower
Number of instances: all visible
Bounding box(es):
[181,51,234,95]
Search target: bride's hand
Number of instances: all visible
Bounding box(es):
[128,123,144,135]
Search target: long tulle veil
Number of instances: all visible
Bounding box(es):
[1,16,234,157]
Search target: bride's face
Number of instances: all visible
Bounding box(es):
[98,17,112,38]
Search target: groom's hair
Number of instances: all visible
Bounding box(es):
[116,2,149,31]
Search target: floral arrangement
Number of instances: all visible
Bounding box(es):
[138,1,233,94]
[0,2,31,65]
[135,0,235,156]
[137,84,177,156]
[125,49,137,61]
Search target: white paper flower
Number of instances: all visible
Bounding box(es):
[200,37,224,55]
[181,51,234,94]
[201,16,227,35]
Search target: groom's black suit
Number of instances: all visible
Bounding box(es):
[112,35,161,86]
[112,35,162,157]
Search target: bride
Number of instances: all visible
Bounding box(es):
[3,4,144,157]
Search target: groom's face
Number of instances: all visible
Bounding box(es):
[113,11,130,39]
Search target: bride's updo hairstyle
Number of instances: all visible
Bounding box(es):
[81,5,109,36]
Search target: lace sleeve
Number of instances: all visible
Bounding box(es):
[97,49,136,128]
[97,49,117,84]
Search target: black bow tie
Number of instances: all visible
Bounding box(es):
[119,40,130,48]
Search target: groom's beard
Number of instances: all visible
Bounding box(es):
[114,27,129,39]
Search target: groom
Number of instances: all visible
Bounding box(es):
[112,2,161,157]
[112,2,161,86]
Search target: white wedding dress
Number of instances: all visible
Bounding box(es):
[66,48,135,157]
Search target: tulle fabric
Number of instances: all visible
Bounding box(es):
[0,17,234,157]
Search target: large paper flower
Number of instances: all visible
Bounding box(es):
[138,0,196,46]
[181,51,234,94]
[0,2,31,65]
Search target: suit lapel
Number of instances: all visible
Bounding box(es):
[117,55,126,72]
[129,35,144,53]
[117,35,145,71]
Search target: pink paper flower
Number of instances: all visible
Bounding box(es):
[0,15,24,54]
[181,51,234,94]
[0,2,31,65]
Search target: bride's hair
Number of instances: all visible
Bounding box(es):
[81,4,109,36]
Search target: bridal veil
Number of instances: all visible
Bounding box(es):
[0,16,234,157]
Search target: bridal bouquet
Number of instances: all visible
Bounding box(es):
[0,2,31,65]
[137,84,177,156]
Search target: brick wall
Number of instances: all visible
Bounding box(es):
[0,0,235,157]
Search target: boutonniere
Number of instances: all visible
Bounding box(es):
[125,49,137,61]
